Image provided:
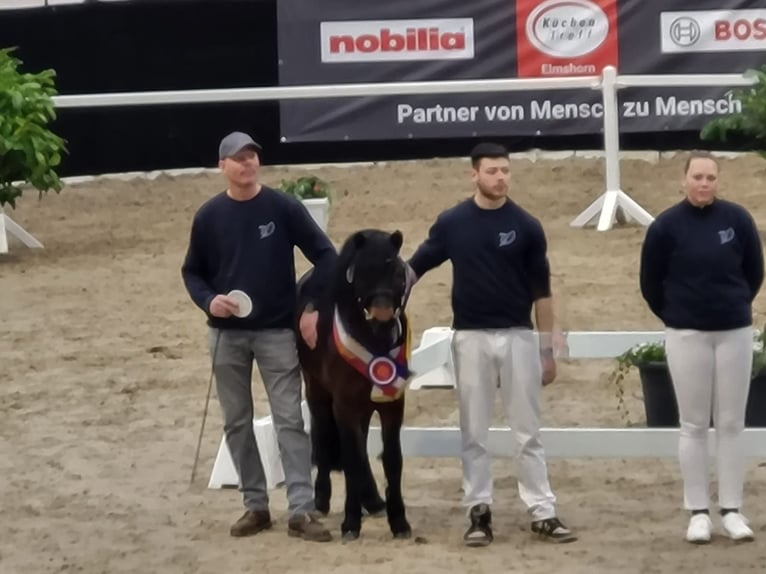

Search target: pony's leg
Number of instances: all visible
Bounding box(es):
[359,411,386,516]
[334,406,367,540]
[305,373,341,516]
[379,401,411,538]
[310,398,337,516]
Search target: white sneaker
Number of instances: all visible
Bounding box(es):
[721,512,754,542]
[686,514,713,544]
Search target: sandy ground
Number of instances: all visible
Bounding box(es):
[2,153,766,573]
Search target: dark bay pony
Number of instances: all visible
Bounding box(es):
[295,229,412,541]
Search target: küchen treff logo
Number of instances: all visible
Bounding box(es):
[515,0,617,78]
[525,0,610,58]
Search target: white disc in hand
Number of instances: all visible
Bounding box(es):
[227,290,253,318]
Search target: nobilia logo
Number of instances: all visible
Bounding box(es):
[526,0,609,58]
[320,19,475,62]
[331,28,464,53]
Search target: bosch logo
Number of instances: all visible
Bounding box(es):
[525,0,610,58]
[669,17,701,46]
[714,18,766,41]
[661,9,766,53]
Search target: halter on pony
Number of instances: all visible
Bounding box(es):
[332,258,414,402]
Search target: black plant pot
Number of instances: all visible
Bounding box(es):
[638,362,679,427]
[638,362,766,428]
[745,373,766,427]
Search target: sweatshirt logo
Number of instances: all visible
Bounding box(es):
[718,227,735,245]
[259,221,275,239]
[499,230,516,247]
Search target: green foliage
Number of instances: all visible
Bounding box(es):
[0,47,67,209]
[607,327,766,423]
[280,175,332,203]
[701,66,766,158]
[753,327,766,380]
[607,341,667,422]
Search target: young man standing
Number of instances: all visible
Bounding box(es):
[407,142,576,546]
[181,131,336,541]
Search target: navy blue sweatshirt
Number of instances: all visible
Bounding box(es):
[408,198,551,330]
[181,186,337,330]
[640,198,764,331]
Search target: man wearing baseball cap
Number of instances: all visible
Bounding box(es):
[182,131,337,541]
[218,131,263,159]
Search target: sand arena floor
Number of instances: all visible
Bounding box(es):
[2,153,765,573]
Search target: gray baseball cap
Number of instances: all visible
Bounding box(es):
[218,131,262,160]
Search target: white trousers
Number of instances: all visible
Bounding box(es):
[451,328,557,521]
[665,326,753,511]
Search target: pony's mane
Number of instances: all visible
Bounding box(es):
[334,232,361,278]
[316,228,407,354]
[332,229,387,295]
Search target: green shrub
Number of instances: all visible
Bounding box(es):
[280,175,332,203]
[701,65,766,157]
[0,47,67,209]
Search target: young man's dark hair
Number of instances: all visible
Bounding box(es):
[470,142,509,169]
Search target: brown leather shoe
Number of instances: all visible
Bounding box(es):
[230,510,272,537]
[287,512,332,542]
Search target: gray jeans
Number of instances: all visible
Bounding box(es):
[208,327,314,517]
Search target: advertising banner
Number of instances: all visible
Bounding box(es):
[277,0,766,142]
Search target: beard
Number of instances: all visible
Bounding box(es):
[476,181,507,200]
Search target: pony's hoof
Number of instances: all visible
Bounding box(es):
[362,501,387,518]
[315,503,330,517]
[342,530,360,541]
[314,494,331,515]
[393,529,412,540]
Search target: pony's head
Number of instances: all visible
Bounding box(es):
[336,229,408,326]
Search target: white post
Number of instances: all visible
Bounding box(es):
[599,65,622,231]
[301,198,329,232]
[570,66,655,232]
[0,210,7,254]
[0,207,44,254]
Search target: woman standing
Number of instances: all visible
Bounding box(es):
[639,151,764,544]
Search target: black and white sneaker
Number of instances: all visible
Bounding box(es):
[463,504,493,547]
[531,517,577,543]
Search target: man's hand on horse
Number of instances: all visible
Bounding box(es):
[541,349,557,386]
[300,307,319,349]
[209,294,239,318]
[405,262,419,290]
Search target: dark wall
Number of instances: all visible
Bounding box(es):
[0,0,746,176]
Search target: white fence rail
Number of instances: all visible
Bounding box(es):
[208,328,766,490]
[1,66,755,253]
[408,327,666,390]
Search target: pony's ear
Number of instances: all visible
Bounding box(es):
[390,230,403,252]
[353,232,367,250]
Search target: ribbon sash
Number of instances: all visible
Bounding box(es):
[332,306,411,402]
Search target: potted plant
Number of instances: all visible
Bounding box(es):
[279,175,331,232]
[608,327,766,427]
[0,46,67,252]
